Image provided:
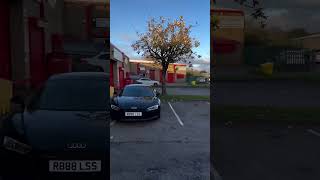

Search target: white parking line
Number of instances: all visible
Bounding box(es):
[168,102,184,126]
[211,165,223,180]
[307,129,320,137]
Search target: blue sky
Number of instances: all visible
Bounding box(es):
[110,0,210,70]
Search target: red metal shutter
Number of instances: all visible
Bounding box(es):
[28,17,46,88]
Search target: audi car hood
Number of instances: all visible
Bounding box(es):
[114,96,159,109]
[19,110,108,153]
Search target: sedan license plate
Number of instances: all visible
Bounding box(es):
[49,160,101,172]
[125,112,142,116]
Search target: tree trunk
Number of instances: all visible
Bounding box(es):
[161,69,167,95]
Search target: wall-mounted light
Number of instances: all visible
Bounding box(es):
[38,19,49,28]
[47,0,57,8]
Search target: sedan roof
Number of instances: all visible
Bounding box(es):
[125,84,150,87]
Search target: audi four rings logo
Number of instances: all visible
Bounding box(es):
[66,143,87,149]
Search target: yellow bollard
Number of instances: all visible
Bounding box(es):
[260,62,274,75]
[0,78,12,115]
[110,86,114,97]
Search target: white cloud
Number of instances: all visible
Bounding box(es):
[217,0,320,32]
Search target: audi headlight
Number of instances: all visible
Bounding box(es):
[147,105,159,111]
[2,136,32,155]
[111,104,120,111]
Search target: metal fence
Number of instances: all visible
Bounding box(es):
[275,49,315,72]
[244,46,316,72]
[244,46,285,65]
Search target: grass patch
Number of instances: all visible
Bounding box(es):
[214,105,320,123]
[214,72,320,82]
[160,95,210,101]
[167,84,210,88]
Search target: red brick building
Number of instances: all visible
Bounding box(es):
[110,43,130,90]
[211,8,245,66]
[129,60,187,83]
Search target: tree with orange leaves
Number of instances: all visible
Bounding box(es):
[132,16,200,95]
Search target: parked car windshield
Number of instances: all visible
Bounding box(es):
[128,75,138,80]
[121,86,154,97]
[38,79,109,111]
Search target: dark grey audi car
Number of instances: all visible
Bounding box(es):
[110,84,161,121]
[0,72,109,179]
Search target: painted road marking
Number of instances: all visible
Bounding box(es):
[168,102,184,126]
[307,129,320,137]
[110,120,116,126]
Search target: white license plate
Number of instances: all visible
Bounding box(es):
[49,160,101,172]
[125,112,142,116]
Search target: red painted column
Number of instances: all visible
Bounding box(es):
[0,1,11,80]
[159,70,163,83]
[28,17,46,88]
[110,60,114,86]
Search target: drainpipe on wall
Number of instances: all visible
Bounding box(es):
[40,0,44,18]
[85,4,93,40]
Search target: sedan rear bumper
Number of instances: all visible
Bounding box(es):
[118,115,159,122]
[0,149,107,179]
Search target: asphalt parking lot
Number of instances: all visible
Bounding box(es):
[110,101,210,180]
[213,122,320,180]
[213,81,320,180]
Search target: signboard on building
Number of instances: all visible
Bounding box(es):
[95,18,108,28]
[218,15,244,29]
[176,65,186,74]
[48,0,57,8]
[112,48,123,62]
[167,64,175,73]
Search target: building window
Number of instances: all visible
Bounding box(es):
[93,18,108,28]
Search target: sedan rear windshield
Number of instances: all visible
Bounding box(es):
[38,79,109,111]
[121,86,154,97]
